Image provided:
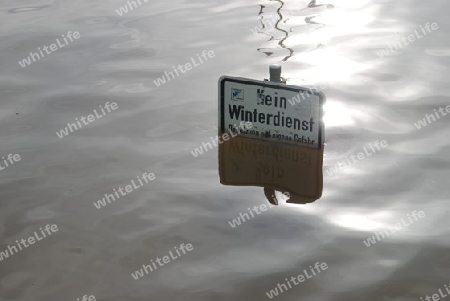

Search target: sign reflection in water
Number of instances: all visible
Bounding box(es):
[219,133,323,205]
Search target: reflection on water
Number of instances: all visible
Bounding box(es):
[255,0,334,61]
[256,0,294,61]
[219,134,323,204]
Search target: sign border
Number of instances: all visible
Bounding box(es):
[219,76,326,149]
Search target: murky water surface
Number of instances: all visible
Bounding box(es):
[0,0,449,300]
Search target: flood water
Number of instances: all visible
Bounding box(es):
[1,0,449,300]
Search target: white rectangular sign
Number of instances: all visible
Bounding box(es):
[219,76,325,149]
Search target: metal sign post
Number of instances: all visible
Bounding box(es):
[270,64,282,82]
[265,64,286,84]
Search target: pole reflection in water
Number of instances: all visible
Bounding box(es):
[255,0,334,61]
[219,133,323,205]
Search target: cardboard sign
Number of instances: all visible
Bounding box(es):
[219,76,325,149]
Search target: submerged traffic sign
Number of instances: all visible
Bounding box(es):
[219,76,325,149]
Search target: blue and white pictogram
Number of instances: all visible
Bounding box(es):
[231,88,244,101]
